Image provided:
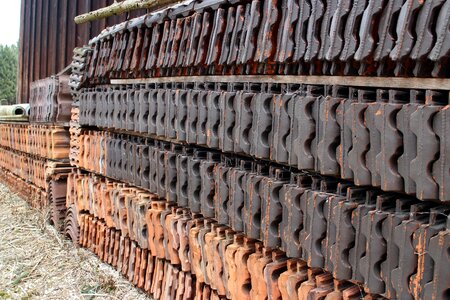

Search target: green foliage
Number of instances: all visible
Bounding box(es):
[0,44,18,104]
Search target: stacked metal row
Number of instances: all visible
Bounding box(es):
[0,142,72,211]
[77,214,364,300]
[69,106,82,167]
[69,47,92,97]
[67,128,450,299]
[61,0,450,299]
[69,171,415,299]
[0,123,72,174]
[64,204,81,246]
[29,75,73,123]
[0,75,74,222]
[0,150,48,189]
[77,83,450,203]
[0,124,70,160]
[49,174,70,231]
[0,170,48,208]
[85,0,450,81]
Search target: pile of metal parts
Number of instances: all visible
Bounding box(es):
[0,0,448,299]
[69,130,449,299]
[69,47,92,96]
[0,123,72,215]
[29,75,73,123]
[78,83,450,203]
[0,124,73,223]
[0,171,47,208]
[85,0,450,80]
[59,0,450,299]
[0,76,73,222]
[0,123,72,208]
[0,124,70,159]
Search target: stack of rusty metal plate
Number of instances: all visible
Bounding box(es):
[0,77,74,225]
[0,124,72,209]
[29,75,73,124]
[11,0,449,299]
[69,47,92,98]
[84,0,450,80]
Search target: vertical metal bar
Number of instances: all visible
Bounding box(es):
[48,0,59,75]
[57,0,68,71]
[34,0,42,80]
[41,0,49,78]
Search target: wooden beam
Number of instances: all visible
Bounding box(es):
[110,75,450,91]
[74,0,180,24]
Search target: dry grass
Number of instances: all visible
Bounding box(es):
[0,184,151,300]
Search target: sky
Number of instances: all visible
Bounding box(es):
[0,1,21,46]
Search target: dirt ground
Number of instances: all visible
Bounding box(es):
[0,184,151,300]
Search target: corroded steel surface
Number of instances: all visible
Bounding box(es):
[77,84,450,203]
[5,1,449,300]
[18,0,148,103]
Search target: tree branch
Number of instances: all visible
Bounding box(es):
[74,0,180,24]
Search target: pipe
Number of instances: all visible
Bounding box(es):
[0,104,31,117]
